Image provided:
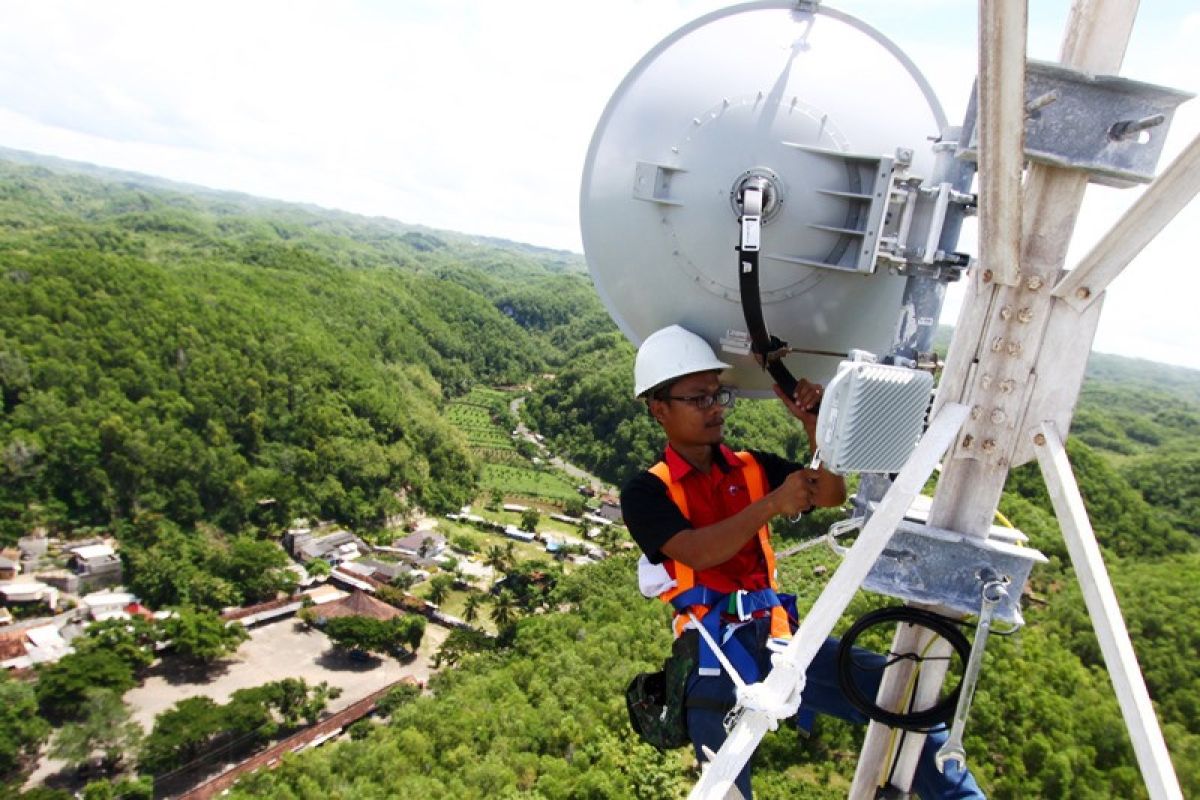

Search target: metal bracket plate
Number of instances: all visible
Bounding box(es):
[862,519,1047,625]
[958,60,1193,187]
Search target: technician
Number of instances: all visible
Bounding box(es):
[621,324,983,800]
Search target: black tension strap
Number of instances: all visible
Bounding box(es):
[737,184,798,398]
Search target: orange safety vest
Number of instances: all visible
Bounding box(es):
[648,450,792,643]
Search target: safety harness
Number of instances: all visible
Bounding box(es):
[649,451,793,683]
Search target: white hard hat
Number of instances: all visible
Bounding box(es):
[634,325,732,398]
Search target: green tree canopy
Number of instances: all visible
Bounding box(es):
[0,672,50,782]
[49,687,143,775]
[158,607,249,663]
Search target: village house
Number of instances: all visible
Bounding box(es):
[0,578,58,612]
[289,529,367,565]
[0,556,19,582]
[353,558,414,584]
[302,584,348,606]
[0,624,70,670]
[307,589,404,624]
[391,531,447,560]
[67,541,124,591]
[81,589,153,622]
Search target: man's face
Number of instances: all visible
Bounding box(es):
[650,371,726,448]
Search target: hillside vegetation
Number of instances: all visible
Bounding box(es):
[1,154,1198,798]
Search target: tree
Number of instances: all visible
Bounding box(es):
[305,558,331,578]
[321,615,424,657]
[563,495,586,517]
[159,607,249,664]
[139,696,224,776]
[417,536,435,558]
[462,591,486,623]
[0,672,49,781]
[218,535,295,603]
[431,627,495,669]
[35,650,136,723]
[375,682,421,716]
[490,589,517,628]
[427,573,453,606]
[50,688,143,775]
[80,776,152,800]
[72,617,158,672]
[520,508,540,532]
[484,544,509,574]
[390,571,416,590]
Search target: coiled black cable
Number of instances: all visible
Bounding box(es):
[836,606,972,733]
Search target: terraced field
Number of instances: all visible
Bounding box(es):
[446,387,582,505]
[446,388,516,453]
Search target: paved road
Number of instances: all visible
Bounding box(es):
[509,396,611,494]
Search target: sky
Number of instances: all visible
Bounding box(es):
[1,0,1197,369]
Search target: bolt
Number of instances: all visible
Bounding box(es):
[962,435,974,449]
[980,374,993,389]
[991,409,1006,424]
[693,117,702,126]
[982,269,994,283]
[1075,287,1091,300]
[971,405,983,420]
[1007,341,1023,356]
[1000,379,1015,393]
[991,337,1005,352]
[997,457,1009,468]
[1033,433,1047,446]
[1018,307,1034,323]
[1025,90,1060,116]
[1027,275,1044,291]
[981,439,996,452]
[999,305,1013,321]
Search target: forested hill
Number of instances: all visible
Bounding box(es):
[3,150,1198,798]
[0,152,607,542]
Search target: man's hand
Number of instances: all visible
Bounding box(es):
[769,469,819,517]
[773,378,824,429]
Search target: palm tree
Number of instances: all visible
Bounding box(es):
[463,591,485,623]
[427,574,453,606]
[490,589,516,628]
[485,545,509,574]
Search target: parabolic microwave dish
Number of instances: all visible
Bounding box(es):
[580,2,947,395]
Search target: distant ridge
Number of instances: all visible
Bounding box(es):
[0,145,586,272]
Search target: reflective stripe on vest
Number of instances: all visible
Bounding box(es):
[648,451,791,643]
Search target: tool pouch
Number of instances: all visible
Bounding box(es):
[624,632,698,750]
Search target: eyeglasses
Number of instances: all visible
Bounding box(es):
[665,387,736,410]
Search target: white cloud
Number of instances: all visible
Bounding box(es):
[0,0,1196,366]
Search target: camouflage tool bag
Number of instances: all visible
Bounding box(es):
[625,632,698,750]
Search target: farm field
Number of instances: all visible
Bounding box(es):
[445,387,518,452]
[479,463,579,503]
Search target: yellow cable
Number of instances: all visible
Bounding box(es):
[876,631,944,789]
[994,509,1016,529]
